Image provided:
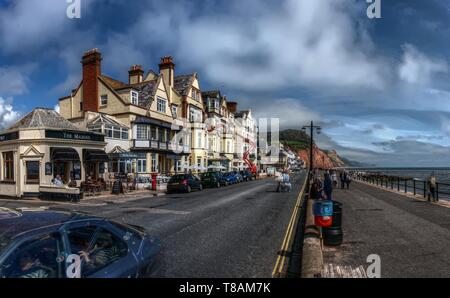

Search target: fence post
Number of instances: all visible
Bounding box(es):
[436,183,439,201]
[404,179,407,193]
[413,180,416,196]
[397,177,400,191]
[423,181,426,198]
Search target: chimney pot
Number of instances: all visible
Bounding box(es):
[129,65,144,84]
[159,56,175,87]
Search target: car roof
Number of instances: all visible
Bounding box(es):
[0,208,102,244]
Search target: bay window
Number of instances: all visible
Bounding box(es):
[136,125,148,140]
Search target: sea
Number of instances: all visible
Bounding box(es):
[350,167,450,199]
[351,168,450,183]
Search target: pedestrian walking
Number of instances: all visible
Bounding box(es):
[310,178,323,200]
[427,172,438,202]
[331,170,338,188]
[340,172,345,189]
[345,172,351,190]
[323,172,333,200]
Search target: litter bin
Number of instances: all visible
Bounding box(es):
[313,200,333,227]
[323,200,343,246]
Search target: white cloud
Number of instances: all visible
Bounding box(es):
[398,44,448,85]
[0,97,20,129]
[252,98,320,128]
[54,104,60,113]
[0,0,94,54]
[130,0,388,91]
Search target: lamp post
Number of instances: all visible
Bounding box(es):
[302,121,321,173]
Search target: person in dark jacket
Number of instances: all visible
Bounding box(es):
[323,172,333,200]
[345,172,352,189]
[339,172,345,189]
[310,178,323,200]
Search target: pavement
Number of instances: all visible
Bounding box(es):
[0,173,307,278]
[322,180,450,278]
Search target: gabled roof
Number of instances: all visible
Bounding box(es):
[101,74,163,110]
[7,108,81,131]
[202,90,221,99]
[100,75,127,89]
[87,113,129,128]
[174,73,196,96]
[133,79,159,109]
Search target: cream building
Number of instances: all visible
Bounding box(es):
[58,49,190,177]
[0,108,107,200]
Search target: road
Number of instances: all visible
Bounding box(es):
[0,173,306,278]
[323,181,450,278]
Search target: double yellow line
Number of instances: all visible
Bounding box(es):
[272,174,308,278]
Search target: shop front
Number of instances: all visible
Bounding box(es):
[0,108,108,200]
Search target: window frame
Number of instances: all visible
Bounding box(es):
[2,151,14,182]
[100,94,108,106]
[156,97,167,113]
[136,125,149,140]
[25,160,40,185]
[131,91,139,105]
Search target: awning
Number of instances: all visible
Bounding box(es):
[83,149,109,162]
[51,148,80,161]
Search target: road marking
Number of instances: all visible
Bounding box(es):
[101,207,190,216]
[272,174,308,278]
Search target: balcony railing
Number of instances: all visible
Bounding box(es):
[133,140,191,154]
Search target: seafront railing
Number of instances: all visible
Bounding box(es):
[352,173,450,201]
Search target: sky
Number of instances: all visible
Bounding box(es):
[0,0,450,167]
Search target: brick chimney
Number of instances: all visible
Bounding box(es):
[159,56,175,88]
[227,102,238,114]
[81,48,102,112]
[129,65,144,84]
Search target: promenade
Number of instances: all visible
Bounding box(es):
[322,180,450,278]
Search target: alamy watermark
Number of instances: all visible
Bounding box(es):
[366,254,381,278]
[67,0,81,19]
[367,0,382,19]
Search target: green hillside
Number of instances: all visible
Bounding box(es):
[279,129,311,151]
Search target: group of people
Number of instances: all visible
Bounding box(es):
[309,169,352,201]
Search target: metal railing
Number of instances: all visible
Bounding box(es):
[353,173,450,200]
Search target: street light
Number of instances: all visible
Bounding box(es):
[302,121,322,173]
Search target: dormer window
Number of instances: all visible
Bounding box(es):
[131,91,139,105]
[191,88,201,101]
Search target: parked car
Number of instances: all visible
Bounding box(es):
[200,172,227,188]
[232,171,243,183]
[167,174,203,193]
[240,170,255,182]
[223,172,238,185]
[0,208,162,278]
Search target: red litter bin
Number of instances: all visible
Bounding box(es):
[313,200,333,227]
[151,173,158,191]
